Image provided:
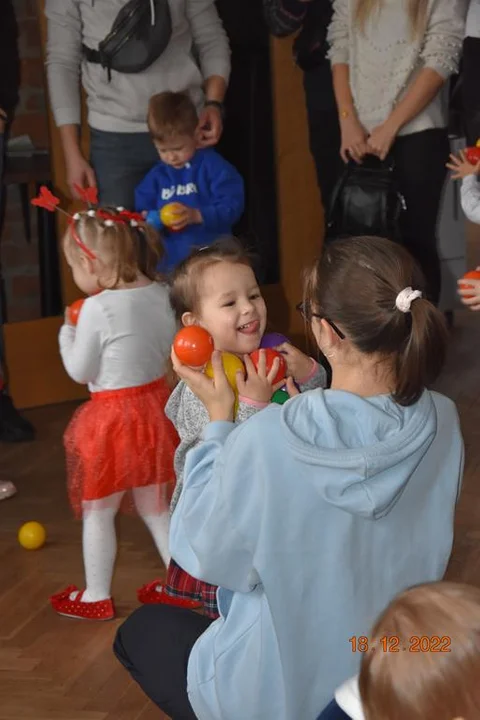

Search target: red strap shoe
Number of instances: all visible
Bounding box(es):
[50,585,115,620]
[137,580,202,610]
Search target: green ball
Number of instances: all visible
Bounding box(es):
[271,389,289,405]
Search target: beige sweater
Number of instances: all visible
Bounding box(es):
[328,0,467,135]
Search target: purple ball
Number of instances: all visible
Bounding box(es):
[260,332,290,349]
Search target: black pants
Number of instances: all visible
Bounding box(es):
[391,128,449,304]
[114,604,213,720]
[462,37,480,146]
[303,63,342,222]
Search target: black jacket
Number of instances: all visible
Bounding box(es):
[0,0,20,119]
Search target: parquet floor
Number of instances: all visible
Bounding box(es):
[1,240,479,719]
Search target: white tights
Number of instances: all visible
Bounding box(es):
[80,485,170,602]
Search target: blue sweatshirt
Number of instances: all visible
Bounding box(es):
[135,148,244,271]
[170,389,463,719]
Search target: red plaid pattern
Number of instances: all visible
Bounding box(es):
[165,559,219,619]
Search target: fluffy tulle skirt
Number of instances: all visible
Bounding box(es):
[64,377,179,517]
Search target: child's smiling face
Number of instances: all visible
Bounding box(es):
[185,261,267,356]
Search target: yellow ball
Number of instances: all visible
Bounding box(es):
[18,521,46,550]
[205,352,245,416]
[160,202,184,228]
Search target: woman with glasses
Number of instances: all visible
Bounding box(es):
[114,236,463,719]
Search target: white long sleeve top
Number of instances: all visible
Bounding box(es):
[58,282,176,392]
[328,0,467,135]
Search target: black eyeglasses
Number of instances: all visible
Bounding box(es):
[296,302,345,340]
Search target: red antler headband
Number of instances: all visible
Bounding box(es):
[31,186,145,261]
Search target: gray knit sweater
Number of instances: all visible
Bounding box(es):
[328,0,467,135]
[44,0,231,132]
[167,359,327,512]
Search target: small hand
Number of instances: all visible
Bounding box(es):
[340,116,369,163]
[197,105,223,148]
[367,120,398,161]
[171,348,235,421]
[274,343,313,383]
[285,377,300,398]
[169,205,202,231]
[446,150,480,180]
[457,271,480,311]
[64,307,74,326]
[236,351,282,404]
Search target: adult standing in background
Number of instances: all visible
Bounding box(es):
[0,0,35,499]
[463,0,480,145]
[45,0,230,208]
[328,0,467,305]
[263,0,341,223]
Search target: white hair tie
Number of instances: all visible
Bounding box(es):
[72,212,80,220]
[104,219,114,227]
[395,287,422,313]
[87,209,96,217]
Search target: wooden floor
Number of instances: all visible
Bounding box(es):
[1,251,480,719]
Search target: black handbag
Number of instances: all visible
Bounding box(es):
[82,0,172,79]
[326,155,406,242]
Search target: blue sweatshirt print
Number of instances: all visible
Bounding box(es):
[170,389,463,719]
[135,148,244,271]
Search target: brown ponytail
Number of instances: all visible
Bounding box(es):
[305,236,448,406]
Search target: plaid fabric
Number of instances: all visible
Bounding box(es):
[166,559,219,618]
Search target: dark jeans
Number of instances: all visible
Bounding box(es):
[463,37,480,146]
[317,699,351,720]
[114,604,212,720]
[89,128,159,209]
[303,63,342,220]
[391,128,449,305]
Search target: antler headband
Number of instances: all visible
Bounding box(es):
[31,186,144,260]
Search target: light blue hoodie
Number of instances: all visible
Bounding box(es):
[170,388,463,719]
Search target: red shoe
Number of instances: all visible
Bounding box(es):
[137,580,202,610]
[50,585,115,620]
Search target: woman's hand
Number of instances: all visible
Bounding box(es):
[171,349,235,421]
[237,352,282,404]
[274,343,313,383]
[367,119,398,161]
[340,116,369,163]
[446,150,480,180]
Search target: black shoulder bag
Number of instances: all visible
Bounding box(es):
[326,154,406,243]
[82,0,172,79]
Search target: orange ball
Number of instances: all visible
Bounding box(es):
[459,270,480,299]
[173,326,214,367]
[249,348,287,385]
[160,202,184,228]
[69,298,85,326]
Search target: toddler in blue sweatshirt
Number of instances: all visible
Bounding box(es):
[135,92,244,272]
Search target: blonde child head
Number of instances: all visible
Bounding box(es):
[63,208,161,294]
[359,581,480,720]
[170,238,267,356]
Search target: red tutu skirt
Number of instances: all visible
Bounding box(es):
[64,377,179,517]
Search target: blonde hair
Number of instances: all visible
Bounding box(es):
[63,208,161,288]
[169,237,255,321]
[359,582,480,719]
[148,91,198,142]
[355,0,428,38]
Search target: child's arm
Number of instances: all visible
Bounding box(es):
[58,298,106,384]
[446,150,480,224]
[275,342,328,391]
[135,167,161,213]
[199,154,245,231]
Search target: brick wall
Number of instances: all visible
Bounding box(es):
[1,0,50,324]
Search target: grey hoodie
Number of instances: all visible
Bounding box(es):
[44,0,231,132]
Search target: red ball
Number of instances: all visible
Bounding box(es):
[69,298,85,326]
[459,269,480,299]
[173,326,214,367]
[465,147,480,165]
[249,348,287,385]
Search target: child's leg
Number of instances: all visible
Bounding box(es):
[132,484,170,567]
[81,492,124,602]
